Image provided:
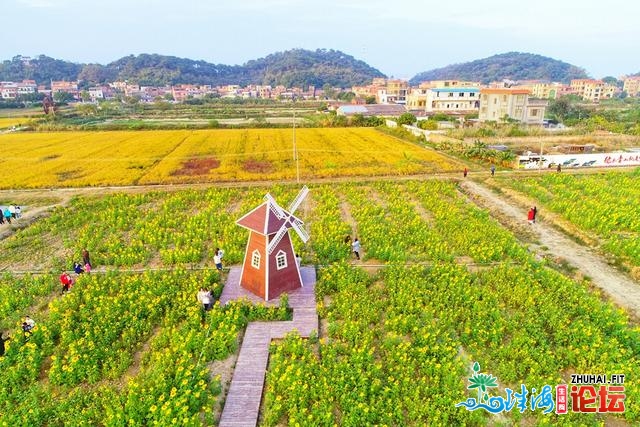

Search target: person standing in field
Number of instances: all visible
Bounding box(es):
[0,332,10,356]
[352,238,361,260]
[197,287,213,312]
[463,167,468,178]
[532,206,538,223]
[490,164,496,176]
[82,248,91,269]
[22,316,35,336]
[214,249,223,272]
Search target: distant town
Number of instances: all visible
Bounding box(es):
[2,74,640,127]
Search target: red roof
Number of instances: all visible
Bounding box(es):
[236,201,291,235]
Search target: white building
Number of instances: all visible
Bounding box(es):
[425,88,480,113]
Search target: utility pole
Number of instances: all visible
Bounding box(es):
[293,106,299,183]
[539,139,543,173]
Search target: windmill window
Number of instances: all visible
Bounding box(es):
[276,250,287,270]
[251,250,261,269]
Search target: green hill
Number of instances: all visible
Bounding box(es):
[0,49,385,89]
[409,52,589,85]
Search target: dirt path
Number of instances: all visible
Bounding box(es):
[460,180,640,318]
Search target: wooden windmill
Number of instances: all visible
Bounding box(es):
[236,186,310,300]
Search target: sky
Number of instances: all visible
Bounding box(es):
[2,0,639,80]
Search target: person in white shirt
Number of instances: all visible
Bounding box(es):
[214,248,223,272]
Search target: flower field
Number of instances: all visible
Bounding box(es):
[0,128,461,189]
[0,117,30,129]
[495,169,640,270]
[0,179,638,425]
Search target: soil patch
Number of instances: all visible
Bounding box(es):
[172,157,220,176]
[242,159,273,174]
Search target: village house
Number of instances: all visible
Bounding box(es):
[570,79,617,103]
[622,76,640,97]
[479,88,547,125]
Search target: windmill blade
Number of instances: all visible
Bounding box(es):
[264,193,286,219]
[267,225,288,254]
[290,219,310,243]
[287,185,309,214]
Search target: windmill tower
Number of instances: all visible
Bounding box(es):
[236,186,309,301]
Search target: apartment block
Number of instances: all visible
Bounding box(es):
[479,88,547,125]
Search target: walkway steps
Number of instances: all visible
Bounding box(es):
[218,266,317,427]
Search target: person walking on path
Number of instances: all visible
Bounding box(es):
[463,167,468,178]
[557,163,562,173]
[490,164,496,176]
[60,271,74,293]
[527,207,535,225]
[3,208,11,224]
[73,262,84,274]
[82,249,91,269]
[532,206,538,223]
[352,238,361,260]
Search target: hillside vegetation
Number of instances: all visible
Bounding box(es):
[0,49,385,88]
[410,52,589,85]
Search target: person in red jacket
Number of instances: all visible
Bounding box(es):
[527,207,535,225]
[60,271,74,294]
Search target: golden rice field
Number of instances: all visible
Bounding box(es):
[0,117,29,129]
[0,128,461,188]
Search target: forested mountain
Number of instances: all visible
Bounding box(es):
[409,52,589,85]
[0,55,83,83]
[0,49,385,88]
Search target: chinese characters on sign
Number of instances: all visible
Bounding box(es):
[456,363,626,416]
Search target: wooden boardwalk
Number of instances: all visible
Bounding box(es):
[218,267,317,427]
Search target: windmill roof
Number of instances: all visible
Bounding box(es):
[236,201,291,235]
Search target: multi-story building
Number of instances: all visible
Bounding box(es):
[418,80,480,89]
[515,82,568,99]
[425,87,480,113]
[377,79,408,104]
[1,80,38,99]
[51,80,79,96]
[479,88,547,125]
[405,88,428,109]
[623,76,640,97]
[570,79,616,102]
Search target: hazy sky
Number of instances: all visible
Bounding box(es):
[3,0,638,79]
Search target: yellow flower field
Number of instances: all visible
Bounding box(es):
[0,117,30,129]
[0,128,462,188]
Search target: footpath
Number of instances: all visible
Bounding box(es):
[461,180,640,318]
[218,267,317,427]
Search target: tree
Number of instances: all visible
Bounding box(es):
[602,76,621,88]
[397,112,416,126]
[547,97,571,123]
[365,95,376,104]
[76,103,98,116]
[53,91,74,104]
[418,120,438,130]
[80,90,91,103]
[350,113,366,127]
[322,84,337,100]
